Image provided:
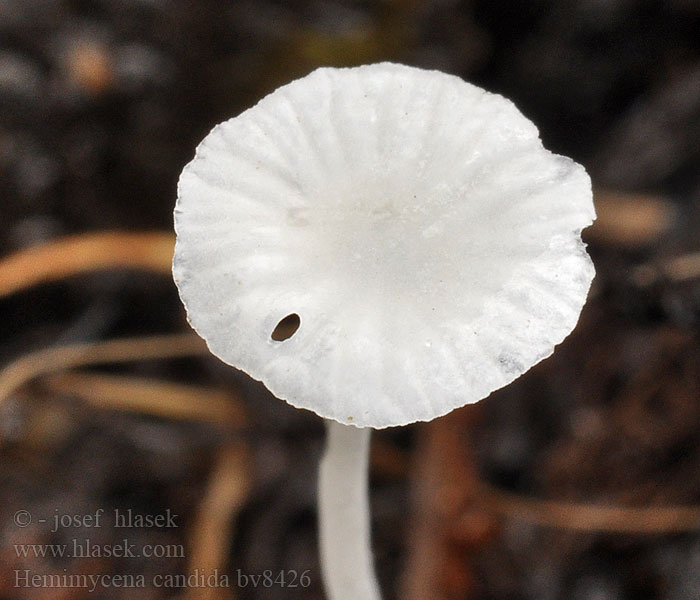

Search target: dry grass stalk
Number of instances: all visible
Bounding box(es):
[0,231,174,299]
[482,483,700,534]
[43,372,245,427]
[0,333,208,406]
[633,250,700,286]
[183,443,251,600]
[588,190,676,248]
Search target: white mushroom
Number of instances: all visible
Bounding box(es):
[173,62,595,600]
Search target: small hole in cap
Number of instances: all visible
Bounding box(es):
[271,313,301,341]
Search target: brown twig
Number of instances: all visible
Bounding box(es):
[402,407,491,600]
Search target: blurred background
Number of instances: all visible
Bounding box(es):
[0,0,699,599]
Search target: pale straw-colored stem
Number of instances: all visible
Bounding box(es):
[319,420,382,600]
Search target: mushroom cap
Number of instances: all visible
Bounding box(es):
[174,63,595,428]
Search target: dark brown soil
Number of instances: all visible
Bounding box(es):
[0,2,698,599]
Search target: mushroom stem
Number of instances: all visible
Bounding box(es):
[319,420,382,600]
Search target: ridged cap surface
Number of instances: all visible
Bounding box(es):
[174,62,595,428]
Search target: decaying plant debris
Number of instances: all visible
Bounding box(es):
[1,2,698,599]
